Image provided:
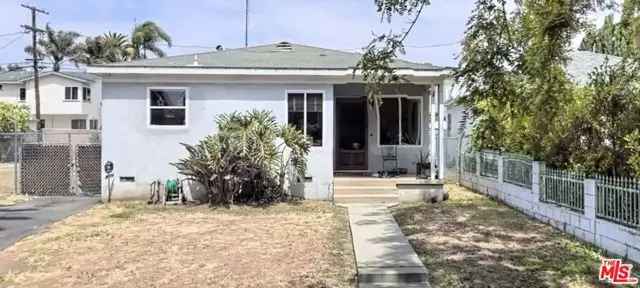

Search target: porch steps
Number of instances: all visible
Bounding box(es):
[333,177,400,204]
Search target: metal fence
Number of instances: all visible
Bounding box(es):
[0,130,101,197]
[463,152,477,174]
[502,153,533,189]
[596,175,640,228]
[540,167,585,212]
[480,150,499,178]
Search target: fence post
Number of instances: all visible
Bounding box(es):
[532,161,542,204]
[584,179,597,245]
[475,152,481,178]
[498,155,504,183]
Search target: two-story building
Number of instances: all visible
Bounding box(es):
[0,70,101,130]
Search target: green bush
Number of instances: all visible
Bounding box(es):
[172,110,310,206]
[0,102,30,132]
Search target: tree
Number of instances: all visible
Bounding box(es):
[173,110,310,206]
[24,24,81,72]
[579,14,629,56]
[0,102,30,132]
[129,21,172,59]
[75,32,130,65]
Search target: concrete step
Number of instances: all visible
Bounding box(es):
[334,187,398,195]
[334,177,401,187]
[334,194,398,204]
[358,267,428,284]
[359,282,430,288]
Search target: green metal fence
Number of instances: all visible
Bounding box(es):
[503,153,533,189]
[596,175,640,228]
[463,153,477,174]
[540,167,585,212]
[480,151,499,179]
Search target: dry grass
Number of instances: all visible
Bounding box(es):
[0,164,25,206]
[0,201,356,288]
[393,185,612,288]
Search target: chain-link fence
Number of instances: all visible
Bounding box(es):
[0,130,101,198]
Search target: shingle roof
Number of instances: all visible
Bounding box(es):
[92,42,446,71]
[565,51,622,84]
[0,71,98,83]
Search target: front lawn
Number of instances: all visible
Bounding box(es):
[393,185,611,288]
[0,201,356,288]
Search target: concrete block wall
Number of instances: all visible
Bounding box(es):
[460,158,640,264]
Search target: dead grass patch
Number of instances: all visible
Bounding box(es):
[393,185,609,288]
[0,201,355,288]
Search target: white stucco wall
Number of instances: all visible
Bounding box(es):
[101,82,334,200]
[0,83,22,103]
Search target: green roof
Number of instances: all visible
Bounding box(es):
[0,71,98,83]
[92,42,446,71]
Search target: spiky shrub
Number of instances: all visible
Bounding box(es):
[173,110,310,206]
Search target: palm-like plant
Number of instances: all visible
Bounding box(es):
[129,21,172,59]
[24,24,81,72]
[173,110,310,206]
[75,32,131,65]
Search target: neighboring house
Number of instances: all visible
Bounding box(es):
[444,50,623,139]
[88,42,454,200]
[0,70,102,130]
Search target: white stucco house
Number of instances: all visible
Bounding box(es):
[0,70,102,130]
[88,42,454,200]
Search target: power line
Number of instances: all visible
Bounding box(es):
[0,35,24,50]
[406,40,462,48]
[0,31,27,38]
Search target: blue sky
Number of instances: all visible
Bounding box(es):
[0,1,616,70]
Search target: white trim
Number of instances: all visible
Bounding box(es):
[22,71,94,84]
[285,89,325,148]
[88,66,454,78]
[146,86,190,129]
[375,95,424,148]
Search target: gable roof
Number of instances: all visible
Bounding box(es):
[91,42,446,71]
[0,71,98,84]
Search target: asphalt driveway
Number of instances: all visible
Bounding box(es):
[0,197,98,250]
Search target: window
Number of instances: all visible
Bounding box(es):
[89,119,99,130]
[19,88,26,101]
[378,96,422,146]
[287,91,323,146]
[82,87,91,102]
[38,119,45,129]
[148,88,187,127]
[65,87,78,100]
[0,84,3,90]
[447,113,452,137]
[71,119,87,130]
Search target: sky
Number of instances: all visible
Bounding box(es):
[0,0,619,70]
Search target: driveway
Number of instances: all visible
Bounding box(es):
[0,197,99,250]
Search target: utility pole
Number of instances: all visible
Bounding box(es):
[21,4,48,131]
[245,0,249,47]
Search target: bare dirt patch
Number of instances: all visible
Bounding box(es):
[0,201,356,288]
[392,185,614,288]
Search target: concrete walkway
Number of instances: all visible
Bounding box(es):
[0,197,98,250]
[347,204,430,288]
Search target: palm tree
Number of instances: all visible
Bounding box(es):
[129,21,172,59]
[75,32,131,65]
[24,24,81,72]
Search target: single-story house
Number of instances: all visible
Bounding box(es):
[0,71,101,130]
[88,42,454,200]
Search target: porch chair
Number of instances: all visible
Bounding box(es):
[381,146,399,177]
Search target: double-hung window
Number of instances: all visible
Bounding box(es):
[65,87,78,100]
[287,91,323,146]
[378,96,422,146]
[71,119,86,130]
[148,88,188,127]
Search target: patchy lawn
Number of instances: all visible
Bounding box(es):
[393,185,616,288]
[0,201,356,288]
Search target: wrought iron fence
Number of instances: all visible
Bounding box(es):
[596,175,640,228]
[540,167,585,212]
[480,151,499,178]
[502,153,532,189]
[463,152,477,174]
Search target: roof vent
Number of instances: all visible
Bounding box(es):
[274,41,293,52]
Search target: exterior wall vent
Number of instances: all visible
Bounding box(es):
[273,41,293,52]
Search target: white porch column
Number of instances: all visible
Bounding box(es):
[438,83,445,179]
[430,85,437,179]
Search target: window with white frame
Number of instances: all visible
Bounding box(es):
[65,87,78,100]
[82,87,91,102]
[89,119,99,130]
[148,88,187,127]
[378,96,422,146]
[71,119,86,129]
[287,91,323,146]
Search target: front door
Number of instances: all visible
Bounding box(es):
[335,97,368,171]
